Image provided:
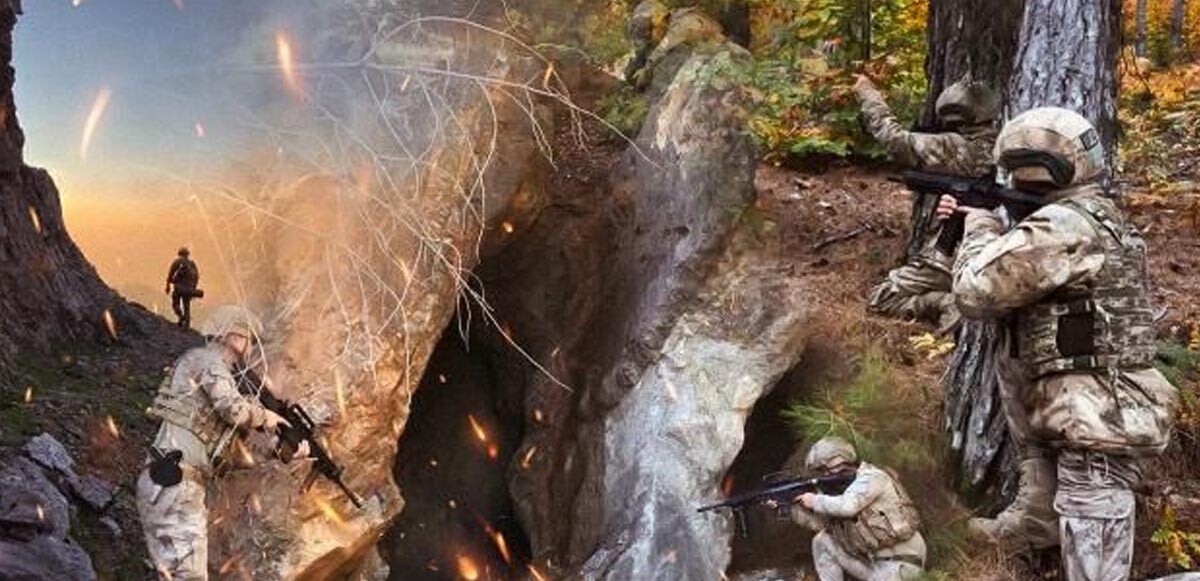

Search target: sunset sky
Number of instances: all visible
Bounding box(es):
[12,0,317,312]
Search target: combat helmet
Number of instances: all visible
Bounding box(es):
[201,305,264,343]
[995,107,1105,188]
[628,0,670,47]
[804,436,858,473]
[935,77,1000,128]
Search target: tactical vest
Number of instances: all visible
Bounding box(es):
[1015,195,1156,379]
[826,465,922,559]
[146,348,233,460]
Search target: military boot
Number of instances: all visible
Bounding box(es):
[968,457,1059,549]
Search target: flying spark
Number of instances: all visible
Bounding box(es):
[336,371,348,415]
[313,498,346,526]
[80,88,113,160]
[71,0,84,7]
[27,206,41,234]
[528,565,549,581]
[276,32,302,97]
[171,0,185,11]
[533,409,544,423]
[455,555,479,580]
[438,374,447,384]
[23,387,33,404]
[485,525,512,565]
[36,504,44,521]
[102,309,118,340]
[219,555,240,575]
[487,445,499,461]
[194,122,205,138]
[249,494,262,514]
[105,415,120,438]
[467,415,489,444]
[521,446,537,470]
[501,221,515,234]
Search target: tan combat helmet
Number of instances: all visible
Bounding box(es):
[628,0,670,48]
[935,77,1000,128]
[995,107,1105,188]
[201,305,264,343]
[804,436,858,473]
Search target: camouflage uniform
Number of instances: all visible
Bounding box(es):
[789,438,926,581]
[136,307,279,581]
[854,78,998,330]
[954,108,1179,581]
[625,0,727,89]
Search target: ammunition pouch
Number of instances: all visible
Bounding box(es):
[148,448,184,488]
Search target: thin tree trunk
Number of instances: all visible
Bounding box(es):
[1171,0,1187,50]
[1137,0,1149,57]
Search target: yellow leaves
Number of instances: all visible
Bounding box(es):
[908,333,954,359]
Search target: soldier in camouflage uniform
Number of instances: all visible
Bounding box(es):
[625,0,727,89]
[136,306,298,580]
[783,437,925,581]
[853,75,1000,330]
[945,107,1179,581]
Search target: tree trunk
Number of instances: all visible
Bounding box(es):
[1171,0,1187,50]
[1137,0,1149,57]
[0,3,148,367]
[1008,0,1123,155]
[922,0,1026,126]
[923,0,1028,500]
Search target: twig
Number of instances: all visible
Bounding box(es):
[813,226,866,251]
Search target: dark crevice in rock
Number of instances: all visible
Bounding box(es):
[383,313,532,580]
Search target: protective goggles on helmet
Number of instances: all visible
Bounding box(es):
[936,103,975,125]
[999,148,1075,187]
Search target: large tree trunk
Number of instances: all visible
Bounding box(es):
[1137,0,1149,57]
[923,1,1027,498]
[922,0,1025,126]
[1008,0,1123,154]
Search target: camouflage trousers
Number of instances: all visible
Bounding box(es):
[1056,450,1140,581]
[136,469,209,581]
[812,531,923,581]
[866,254,958,330]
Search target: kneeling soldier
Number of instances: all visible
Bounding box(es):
[786,436,925,581]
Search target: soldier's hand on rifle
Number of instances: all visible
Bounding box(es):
[261,409,292,431]
[764,499,780,509]
[294,440,311,459]
[798,493,817,509]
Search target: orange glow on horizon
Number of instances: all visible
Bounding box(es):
[80,88,113,160]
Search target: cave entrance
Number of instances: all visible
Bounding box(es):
[382,313,531,580]
[723,341,844,576]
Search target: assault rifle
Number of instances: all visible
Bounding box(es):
[697,472,856,536]
[235,367,364,509]
[890,170,1048,254]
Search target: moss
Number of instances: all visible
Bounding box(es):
[597,84,650,138]
[1155,340,1200,388]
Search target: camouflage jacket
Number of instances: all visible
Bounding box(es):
[953,185,1179,455]
[856,82,996,178]
[790,463,925,561]
[148,344,276,469]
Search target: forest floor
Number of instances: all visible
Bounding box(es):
[2,159,1198,580]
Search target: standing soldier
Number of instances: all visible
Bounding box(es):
[945,107,1179,580]
[853,75,1000,330]
[166,247,201,329]
[136,305,302,580]
[781,436,925,581]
